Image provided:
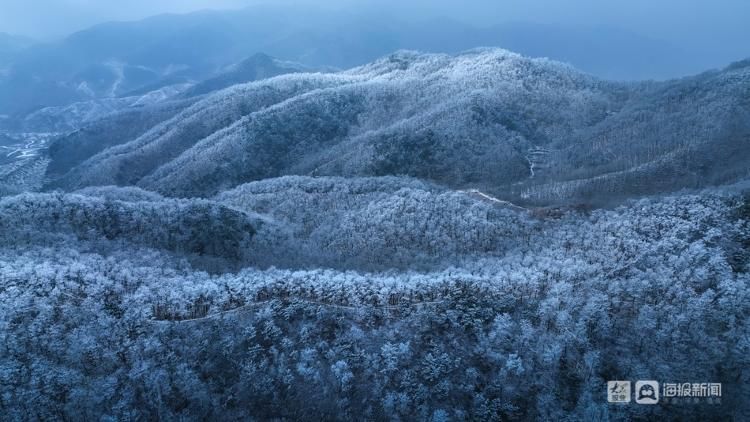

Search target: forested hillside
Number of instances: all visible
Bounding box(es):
[45,49,750,205]
[1,46,749,420]
[1,184,748,419]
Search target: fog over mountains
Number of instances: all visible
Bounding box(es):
[0,5,724,117]
[1,4,749,421]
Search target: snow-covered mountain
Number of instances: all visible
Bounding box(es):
[2,178,748,420]
[180,53,315,98]
[0,5,703,117]
[1,46,749,420]
[48,49,750,205]
[18,83,191,132]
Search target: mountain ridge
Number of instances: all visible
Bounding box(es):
[0,5,716,116]
[1,39,749,420]
[44,48,750,205]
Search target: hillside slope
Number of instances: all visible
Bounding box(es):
[180,53,313,97]
[1,49,749,420]
[40,54,308,181]
[55,49,615,196]
[1,182,748,420]
[51,49,750,204]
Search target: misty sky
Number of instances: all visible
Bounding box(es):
[1,0,749,62]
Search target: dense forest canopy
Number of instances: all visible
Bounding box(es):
[0,3,749,420]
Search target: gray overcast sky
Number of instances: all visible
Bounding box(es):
[1,0,749,61]
[0,0,256,39]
